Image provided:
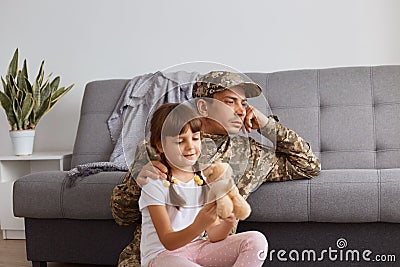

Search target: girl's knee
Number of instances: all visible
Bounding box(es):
[244,231,268,249]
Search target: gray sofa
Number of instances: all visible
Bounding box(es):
[13,66,400,267]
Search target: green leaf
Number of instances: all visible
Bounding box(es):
[12,98,23,130]
[2,89,18,130]
[0,90,12,111]
[50,85,67,101]
[5,75,11,95]
[51,84,74,102]
[1,76,8,94]
[8,111,17,130]
[7,49,18,79]
[21,92,33,121]
[29,109,36,126]
[21,59,28,79]
[48,84,73,112]
[39,74,52,94]
[33,95,51,124]
[8,75,18,98]
[17,70,28,94]
[32,79,40,112]
[40,83,51,106]
[12,80,24,106]
[50,76,60,92]
[35,60,45,87]
[24,78,33,95]
[3,77,14,100]
[5,105,18,130]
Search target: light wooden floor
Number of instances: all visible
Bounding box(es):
[0,237,110,267]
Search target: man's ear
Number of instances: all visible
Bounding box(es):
[197,99,208,116]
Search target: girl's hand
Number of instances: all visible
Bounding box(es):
[205,213,236,242]
[194,201,217,229]
[220,214,236,229]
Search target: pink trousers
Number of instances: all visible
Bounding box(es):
[149,231,268,267]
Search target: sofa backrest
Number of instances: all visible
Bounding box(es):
[248,65,400,170]
[72,79,129,167]
[72,66,400,170]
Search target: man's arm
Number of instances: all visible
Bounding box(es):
[110,141,153,226]
[110,169,141,226]
[259,115,321,182]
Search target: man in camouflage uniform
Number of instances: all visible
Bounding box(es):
[111,71,321,266]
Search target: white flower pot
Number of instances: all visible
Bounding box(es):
[9,130,36,156]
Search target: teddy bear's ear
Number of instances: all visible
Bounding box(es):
[219,162,229,172]
[203,164,214,176]
[208,165,215,175]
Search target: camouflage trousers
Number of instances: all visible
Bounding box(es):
[118,226,141,267]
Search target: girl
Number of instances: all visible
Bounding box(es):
[139,103,267,267]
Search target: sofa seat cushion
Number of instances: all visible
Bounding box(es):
[380,169,400,222]
[246,169,400,223]
[13,171,125,219]
[14,169,400,223]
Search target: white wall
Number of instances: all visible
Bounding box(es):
[1,0,400,155]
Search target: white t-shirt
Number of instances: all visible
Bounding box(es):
[139,175,206,267]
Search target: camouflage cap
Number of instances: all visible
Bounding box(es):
[192,71,262,98]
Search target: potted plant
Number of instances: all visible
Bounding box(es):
[0,49,74,155]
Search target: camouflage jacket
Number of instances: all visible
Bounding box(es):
[110,115,321,226]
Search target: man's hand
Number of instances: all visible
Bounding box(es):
[136,161,168,187]
[242,105,269,133]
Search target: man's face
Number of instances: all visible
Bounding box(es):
[206,86,248,134]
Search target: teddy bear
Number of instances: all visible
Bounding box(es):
[202,162,251,220]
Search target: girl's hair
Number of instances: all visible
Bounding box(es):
[149,103,207,209]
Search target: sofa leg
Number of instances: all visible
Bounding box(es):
[32,261,47,267]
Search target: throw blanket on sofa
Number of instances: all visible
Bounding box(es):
[66,161,129,188]
[66,71,199,186]
[108,70,200,166]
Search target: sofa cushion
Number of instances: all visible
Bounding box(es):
[246,179,310,222]
[309,169,379,222]
[246,169,400,223]
[14,169,400,222]
[13,171,126,219]
[380,169,400,222]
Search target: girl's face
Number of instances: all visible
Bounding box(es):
[159,128,201,171]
